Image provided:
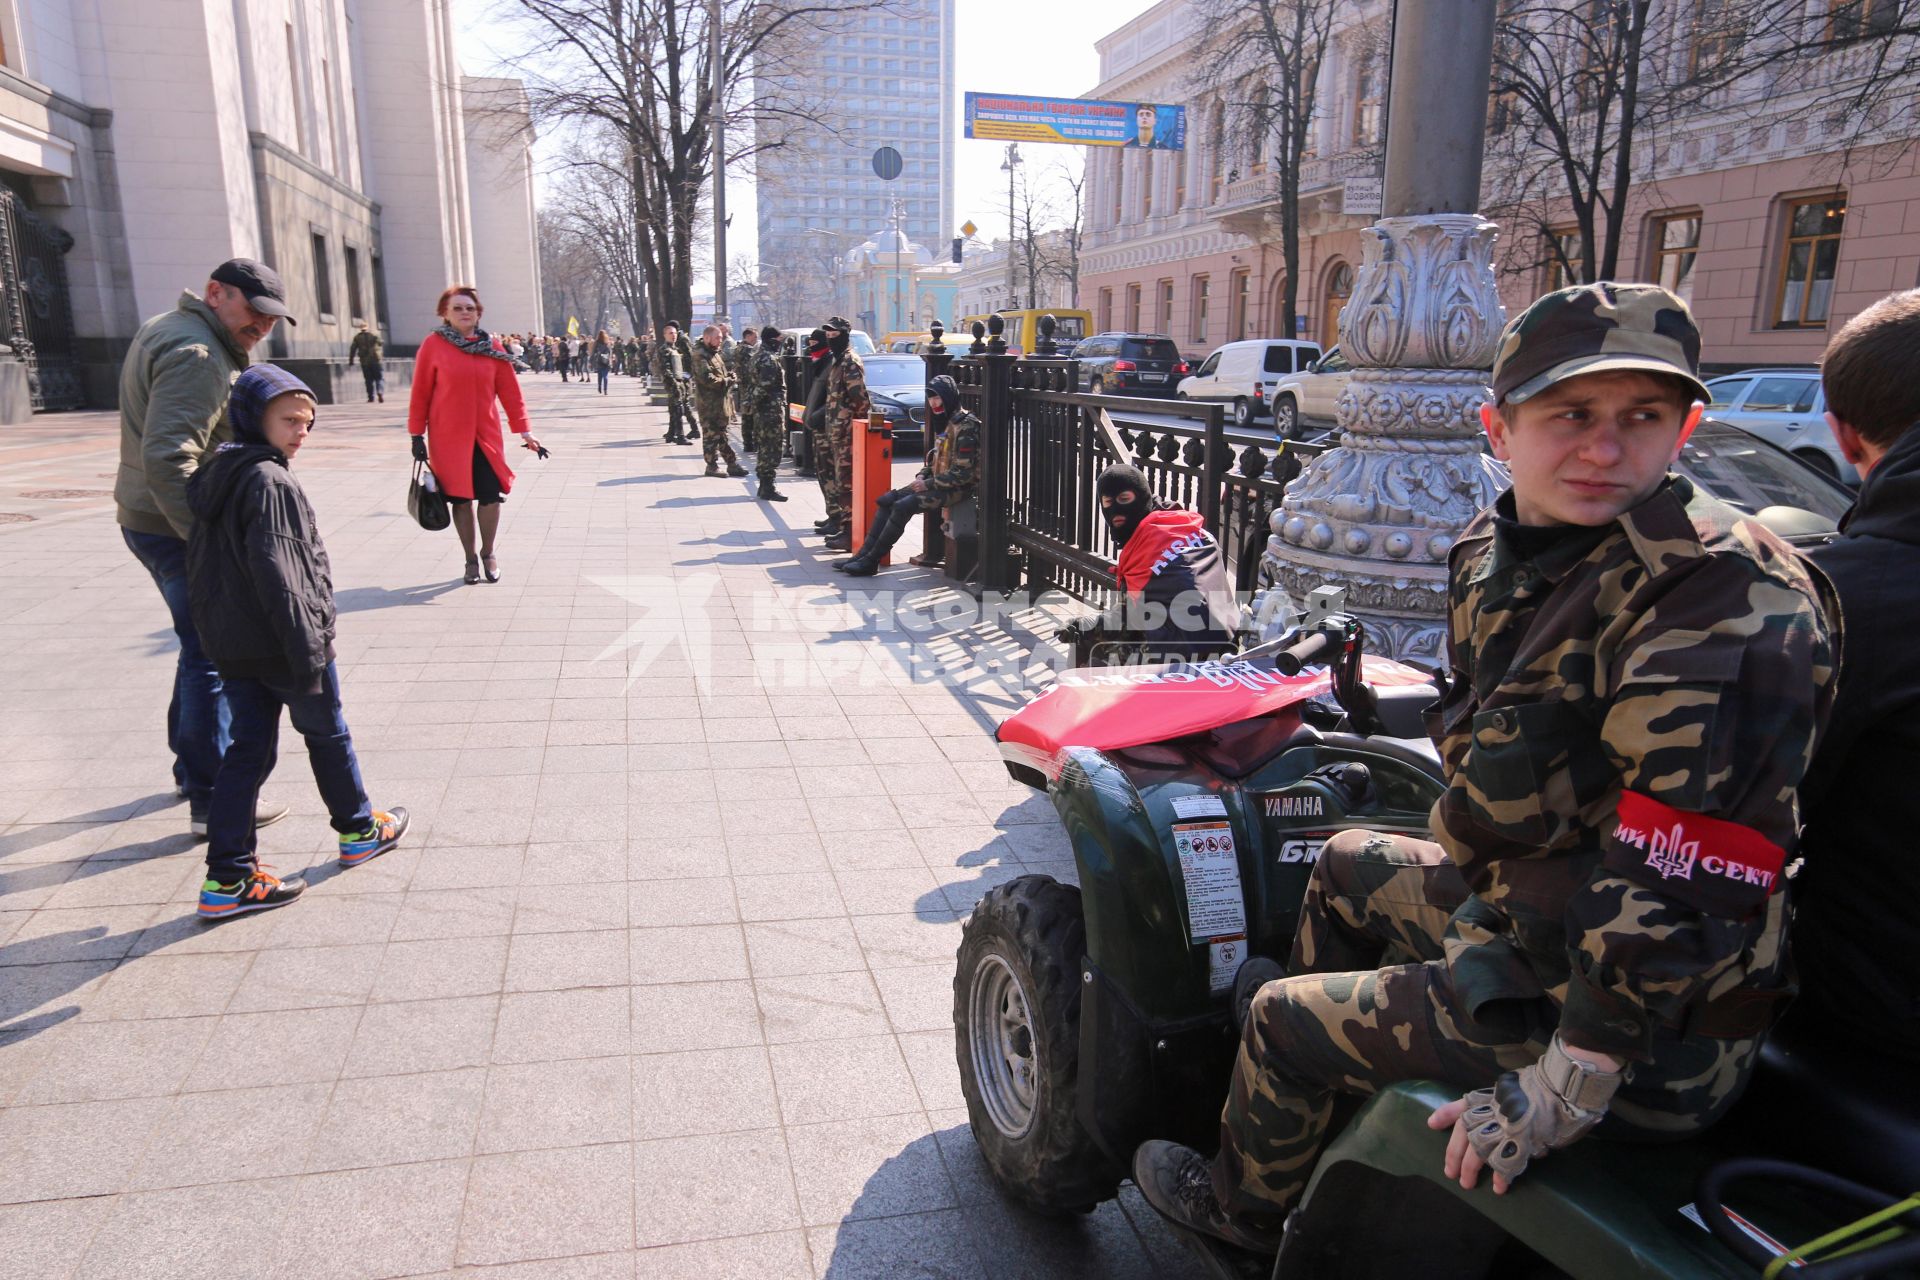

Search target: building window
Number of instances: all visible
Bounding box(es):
[1158,279,1174,333]
[344,244,364,322]
[1098,287,1113,332]
[1112,152,1124,224]
[1322,262,1353,349]
[1194,275,1210,343]
[1174,150,1186,211]
[1352,53,1384,148]
[1141,154,1153,218]
[311,231,334,319]
[1548,226,1584,291]
[1690,0,1742,75]
[1649,214,1700,302]
[1774,195,1846,328]
[1230,269,1251,341]
[1827,0,1898,42]
[1209,102,1226,202]
[1126,282,1142,331]
[286,24,308,155]
[371,251,390,329]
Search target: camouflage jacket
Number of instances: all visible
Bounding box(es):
[1429,477,1834,1061]
[650,340,683,387]
[749,346,786,419]
[824,349,869,434]
[688,341,733,409]
[916,409,981,506]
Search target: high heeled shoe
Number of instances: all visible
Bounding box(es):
[463,558,481,585]
[482,553,500,583]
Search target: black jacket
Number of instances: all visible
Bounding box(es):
[1796,425,1920,1061]
[186,442,337,690]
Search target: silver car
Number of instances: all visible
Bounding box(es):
[1268,345,1354,437]
[1702,369,1858,485]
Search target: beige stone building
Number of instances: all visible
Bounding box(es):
[0,0,542,418]
[1080,0,1920,371]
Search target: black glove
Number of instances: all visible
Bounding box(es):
[410,435,428,462]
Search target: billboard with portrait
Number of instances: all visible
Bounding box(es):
[964,92,1187,150]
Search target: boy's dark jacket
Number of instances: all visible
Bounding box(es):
[185,375,335,692]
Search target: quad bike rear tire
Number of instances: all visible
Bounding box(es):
[954,875,1120,1214]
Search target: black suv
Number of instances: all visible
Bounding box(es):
[1073,333,1190,398]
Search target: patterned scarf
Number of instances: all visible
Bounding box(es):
[435,323,515,363]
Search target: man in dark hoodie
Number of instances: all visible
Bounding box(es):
[186,365,409,919]
[1059,463,1243,664]
[835,375,977,575]
[1791,288,1920,1064]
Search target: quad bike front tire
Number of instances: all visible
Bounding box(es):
[954,875,1120,1214]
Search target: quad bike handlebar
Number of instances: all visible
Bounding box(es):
[1273,629,1334,676]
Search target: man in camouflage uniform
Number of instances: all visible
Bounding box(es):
[652,323,693,445]
[690,324,746,478]
[1133,283,1837,1255]
[733,326,762,452]
[749,326,789,503]
[819,315,868,552]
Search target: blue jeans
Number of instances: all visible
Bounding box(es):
[208,661,372,882]
[596,367,610,393]
[123,527,230,805]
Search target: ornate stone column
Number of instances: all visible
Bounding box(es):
[1262,215,1507,658]
[1258,0,1505,660]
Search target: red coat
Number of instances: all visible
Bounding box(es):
[406,331,530,499]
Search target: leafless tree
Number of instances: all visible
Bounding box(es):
[726,252,776,327]
[538,208,606,336]
[1485,0,1920,286]
[1185,0,1343,340]
[490,0,893,329]
[1032,159,1087,307]
[545,151,650,334]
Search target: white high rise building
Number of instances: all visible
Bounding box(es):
[753,0,955,328]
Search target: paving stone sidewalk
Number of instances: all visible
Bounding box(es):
[0,373,1205,1279]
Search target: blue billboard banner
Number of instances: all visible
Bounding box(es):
[964,92,1187,150]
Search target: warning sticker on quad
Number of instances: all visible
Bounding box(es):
[1172,821,1247,942]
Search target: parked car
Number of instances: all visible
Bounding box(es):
[1267,344,1354,435]
[1073,333,1190,398]
[1176,338,1322,429]
[1702,368,1858,484]
[775,327,877,356]
[861,353,931,453]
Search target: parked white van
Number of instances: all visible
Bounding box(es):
[1176,339,1322,429]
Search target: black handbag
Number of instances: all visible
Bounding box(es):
[407,460,450,531]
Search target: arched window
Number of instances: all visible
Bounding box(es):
[1322,261,1354,349]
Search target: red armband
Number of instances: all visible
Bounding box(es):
[1602,791,1787,917]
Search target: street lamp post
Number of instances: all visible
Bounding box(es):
[1259,0,1506,659]
[709,0,727,328]
[1000,143,1021,306]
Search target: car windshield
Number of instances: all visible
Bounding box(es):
[850,331,877,355]
[1676,421,1853,522]
[863,357,924,387]
[1051,316,1086,339]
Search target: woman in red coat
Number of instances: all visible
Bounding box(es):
[407,285,544,583]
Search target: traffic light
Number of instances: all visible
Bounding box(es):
[951,237,963,264]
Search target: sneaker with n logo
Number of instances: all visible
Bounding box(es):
[338,807,410,867]
[198,869,306,920]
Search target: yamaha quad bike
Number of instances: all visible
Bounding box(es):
[954,607,1920,1280]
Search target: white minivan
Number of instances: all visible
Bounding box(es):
[1176,339,1322,429]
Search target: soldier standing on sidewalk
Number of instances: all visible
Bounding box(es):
[691,325,747,478]
[819,315,868,552]
[750,326,788,503]
[652,322,690,445]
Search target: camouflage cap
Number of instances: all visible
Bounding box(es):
[1492,281,1709,407]
[823,315,853,334]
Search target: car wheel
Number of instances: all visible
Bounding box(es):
[1232,398,1253,429]
[1793,449,1840,480]
[954,875,1119,1215]
[1274,395,1298,438]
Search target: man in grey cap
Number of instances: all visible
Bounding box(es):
[116,257,296,837]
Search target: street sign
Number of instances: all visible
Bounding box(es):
[960,220,977,238]
[1342,177,1383,216]
[872,147,903,181]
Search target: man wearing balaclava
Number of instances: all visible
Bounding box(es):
[1070,462,1242,662]
[802,328,832,509]
[834,374,977,575]
[748,326,790,502]
[818,316,869,552]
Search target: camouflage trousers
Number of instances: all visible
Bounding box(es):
[697,397,738,467]
[829,420,854,521]
[752,409,784,482]
[664,388,689,440]
[1213,829,1765,1220]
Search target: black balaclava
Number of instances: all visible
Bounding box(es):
[760,325,781,347]
[824,316,852,355]
[1097,463,1158,546]
[927,374,959,432]
[806,328,828,362]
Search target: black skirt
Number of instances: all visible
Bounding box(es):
[446,444,504,507]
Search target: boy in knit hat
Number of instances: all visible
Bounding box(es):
[185,365,408,918]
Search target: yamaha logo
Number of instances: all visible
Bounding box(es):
[1264,794,1324,818]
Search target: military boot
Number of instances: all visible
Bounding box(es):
[1131,1141,1287,1256]
[726,463,748,478]
[757,479,787,502]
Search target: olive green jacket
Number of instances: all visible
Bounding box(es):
[114,291,250,538]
